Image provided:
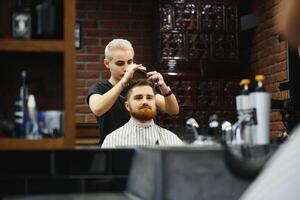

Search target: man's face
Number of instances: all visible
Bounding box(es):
[125,85,157,121]
[104,49,133,82]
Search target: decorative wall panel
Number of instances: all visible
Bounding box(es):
[156,0,240,141]
[158,0,239,73]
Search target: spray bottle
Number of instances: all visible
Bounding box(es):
[250,75,271,145]
[235,79,252,144]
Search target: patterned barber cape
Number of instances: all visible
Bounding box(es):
[101,117,183,148]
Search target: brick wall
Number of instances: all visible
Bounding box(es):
[75,0,155,127]
[251,0,288,138]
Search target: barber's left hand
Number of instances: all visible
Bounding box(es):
[146,71,166,88]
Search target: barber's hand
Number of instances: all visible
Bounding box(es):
[122,63,146,84]
[147,71,171,95]
[147,71,166,87]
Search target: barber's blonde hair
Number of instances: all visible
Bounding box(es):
[105,39,134,61]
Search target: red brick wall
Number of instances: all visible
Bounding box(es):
[75,0,154,127]
[251,0,288,138]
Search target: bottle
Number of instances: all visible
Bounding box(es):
[236,79,251,114]
[254,74,266,92]
[240,79,251,95]
[14,70,29,137]
[12,0,32,39]
[14,95,23,137]
[26,94,41,139]
[208,114,220,140]
[35,0,57,38]
[235,79,252,144]
[250,74,271,145]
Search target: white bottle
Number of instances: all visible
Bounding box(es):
[250,75,271,145]
[235,79,252,144]
[26,94,41,139]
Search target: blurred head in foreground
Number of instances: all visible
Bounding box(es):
[275,0,300,46]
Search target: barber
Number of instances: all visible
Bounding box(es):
[86,39,179,144]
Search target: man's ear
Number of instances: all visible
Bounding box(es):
[124,101,130,112]
[104,58,110,69]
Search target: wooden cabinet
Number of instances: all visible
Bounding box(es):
[0,0,76,150]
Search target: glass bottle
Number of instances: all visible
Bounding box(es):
[14,70,29,137]
[35,0,57,38]
[12,0,32,39]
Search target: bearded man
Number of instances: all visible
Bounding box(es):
[101,79,183,148]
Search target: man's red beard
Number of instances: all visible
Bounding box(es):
[130,106,157,121]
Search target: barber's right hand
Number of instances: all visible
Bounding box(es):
[122,63,147,83]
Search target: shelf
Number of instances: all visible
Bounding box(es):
[0,137,71,150]
[0,40,65,52]
[0,0,76,150]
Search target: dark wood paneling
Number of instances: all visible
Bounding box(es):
[156,0,242,140]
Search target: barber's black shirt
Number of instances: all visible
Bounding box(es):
[86,80,130,145]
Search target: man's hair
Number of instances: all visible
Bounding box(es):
[125,79,155,100]
[105,39,135,61]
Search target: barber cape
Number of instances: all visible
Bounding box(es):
[101,117,183,148]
